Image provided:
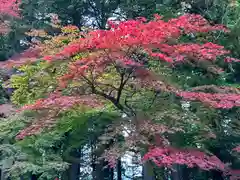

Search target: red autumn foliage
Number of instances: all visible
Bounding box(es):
[0,20,10,34]
[15,92,103,139]
[43,14,229,62]
[225,57,240,63]
[177,91,240,109]
[1,47,42,67]
[19,92,103,112]
[0,0,20,17]
[233,145,240,153]
[16,117,53,140]
[0,0,20,34]
[225,169,240,180]
[142,147,226,171]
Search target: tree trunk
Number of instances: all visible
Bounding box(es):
[181,166,191,180]
[171,165,183,180]
[92,159,113,180]
[110,167,114,180]
[211,170,224,180]
[142,162,155,180]
[68,163,80,180]
[68,149,81,180]
[0,169,2,180]
[117,159,122,180]
[72,13,83,28]
[31,174,38,180]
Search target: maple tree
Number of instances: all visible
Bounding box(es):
[2,13,240,178]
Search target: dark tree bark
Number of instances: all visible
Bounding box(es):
[31,174,38,180]
[92,158,113,180]
[211,170,224,180]
[117,159,122,180]
[143,162,156,180]
[67,149,81,180]
[110,167,114,180]
[171,165,183,180]
[181,166,191,180]
[68,162,80,180]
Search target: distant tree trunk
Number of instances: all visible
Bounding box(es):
[68,162,80,180]
[91,136,115,180]
[72,13,83,28]
[103,162,114,180]
[92,158,113,180]
[142,162,155,180]
[163,168,170,180]
[117,159,122,180]
[211,170,224,180]
[68,149,81,180]
[110,167,114,180]
[181,166,191,180]
[171,165,183,180]
[31,174,38,180]
[0,169,2,180]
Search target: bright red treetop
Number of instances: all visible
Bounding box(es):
[44,14,229,61]
[40,14,239,109]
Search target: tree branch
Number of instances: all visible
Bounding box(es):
[81,74,131,116]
